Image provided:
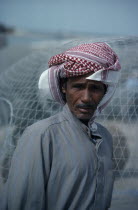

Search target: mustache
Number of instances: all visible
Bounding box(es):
[76,103,96,109]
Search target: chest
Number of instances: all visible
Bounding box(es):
[49,127,112,178]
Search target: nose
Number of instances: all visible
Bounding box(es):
[81,89,91,103]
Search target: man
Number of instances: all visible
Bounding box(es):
[1,42,121,210]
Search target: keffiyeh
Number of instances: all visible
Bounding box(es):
[48,42,120,78]
[38,42,121,125]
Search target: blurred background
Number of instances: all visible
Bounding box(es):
[0,0,138,209]
[0,0,138,69]
[0,0,138,46]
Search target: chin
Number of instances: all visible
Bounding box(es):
[76,114,92,121]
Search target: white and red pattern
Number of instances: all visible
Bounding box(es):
[48,42,121,78]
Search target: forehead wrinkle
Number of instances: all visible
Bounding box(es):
[67,78,105,90]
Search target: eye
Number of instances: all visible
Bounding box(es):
[91,85,105,92]
[72,84,84,89]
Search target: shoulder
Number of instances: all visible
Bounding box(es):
[14,112,67,155]
[25,111,67,135]
[16,110,68,148]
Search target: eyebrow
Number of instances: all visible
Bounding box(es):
[72,81,103,86]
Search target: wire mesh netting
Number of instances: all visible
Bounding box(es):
[99,38,138,201]
[0,37,138,204]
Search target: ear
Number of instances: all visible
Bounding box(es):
[60,78,67,94]
[61,84,66,94]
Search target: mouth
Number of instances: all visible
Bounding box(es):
[77,107,94,114]
[74,105,96,120]
[78,108,91,113]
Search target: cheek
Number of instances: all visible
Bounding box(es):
[90,92,104,104]
[66,91,80,106]
[95,93,105,103]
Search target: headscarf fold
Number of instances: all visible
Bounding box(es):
[38,42,121,125]
[48,42,121,77]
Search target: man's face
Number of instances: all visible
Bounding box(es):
[62,73,106,121]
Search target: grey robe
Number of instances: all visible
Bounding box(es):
[0,104,114,210]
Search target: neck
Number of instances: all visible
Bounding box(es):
[79,119,89,126]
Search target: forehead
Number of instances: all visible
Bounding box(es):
[68,73,104,86]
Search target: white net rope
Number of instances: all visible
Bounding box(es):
[0,37,138,200]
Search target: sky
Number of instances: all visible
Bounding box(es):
[0,0,138,36]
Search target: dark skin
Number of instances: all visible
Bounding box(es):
[61,73,106,126]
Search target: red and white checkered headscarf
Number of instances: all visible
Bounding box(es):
[48,42,121,78]
[38,42,121,124]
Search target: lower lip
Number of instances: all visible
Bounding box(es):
[78,108,91,113]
